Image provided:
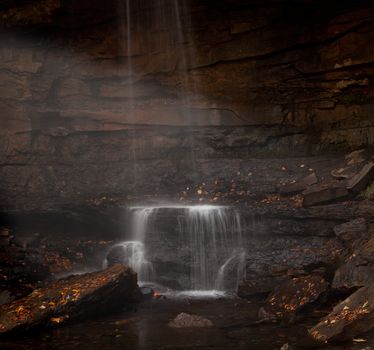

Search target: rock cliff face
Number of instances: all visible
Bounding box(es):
[0,0,373,211]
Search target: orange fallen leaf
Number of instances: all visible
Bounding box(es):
[50,317,64,324]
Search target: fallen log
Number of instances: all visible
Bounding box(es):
[0,264,138,335]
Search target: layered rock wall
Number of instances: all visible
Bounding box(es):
[0,0,373,211]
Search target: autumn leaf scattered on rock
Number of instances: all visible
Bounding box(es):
[290,195,304,208]
[261,194,281,204]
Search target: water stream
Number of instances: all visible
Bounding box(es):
[106,205,246,293]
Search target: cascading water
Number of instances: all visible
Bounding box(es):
[178,206,245,291]
[104,207,156,284]
[110,3,244,293]
[104,241,154,283]
[106,205,246,293]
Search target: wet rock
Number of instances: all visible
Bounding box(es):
[238,276,290,298]
[334,218,368,249]
[168,313,213,328]
[347,162,374,194]
[263,275,329,321]
[303,183,349,207]
[106,245,126,267]
[279,173,318,195]
[0,264,138,335]
[139,286,154,299]
[309,284,374,343]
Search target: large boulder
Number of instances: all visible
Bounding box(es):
[0,264,138,335]
[309,284,374,343]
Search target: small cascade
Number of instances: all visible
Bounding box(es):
[215,249,247,291]
[105,241,154,284]
[179,206,245,291]
[106,205,246,292]
[131,207,156,243]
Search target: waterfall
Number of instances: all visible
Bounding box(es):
[111,3,242,292]
[179,206,245,290]
[106,205,246,292]
[105,241,155,283]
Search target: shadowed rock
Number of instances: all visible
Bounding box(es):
[262,275,329,321]
[333,218,368,249]
[302,183,349,207]
[238,276,290,298]
[0,264,138,335]
[333,262,374,290]
[332,227,374,290]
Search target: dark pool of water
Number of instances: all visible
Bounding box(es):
[0,296,372,350]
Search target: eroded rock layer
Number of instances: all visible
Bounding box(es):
[0,0,373,212]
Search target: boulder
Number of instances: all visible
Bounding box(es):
[309,284,374,343]
[168,313,213,328]
[0,264,138,335]
[263,275,329,321]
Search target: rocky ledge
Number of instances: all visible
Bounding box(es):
[0,264,139,336]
